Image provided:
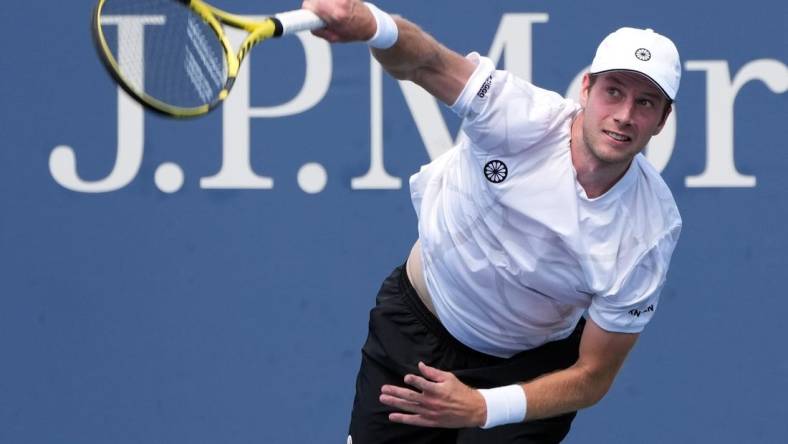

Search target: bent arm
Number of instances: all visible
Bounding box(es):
[370,17,475,105]
[378,317,639,429]
[520,318,638,421]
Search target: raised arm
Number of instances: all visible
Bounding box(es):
[302,0,475,105]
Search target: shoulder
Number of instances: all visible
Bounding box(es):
[453,53,577,123]
[455,54,581,155]
[632,154,682,230]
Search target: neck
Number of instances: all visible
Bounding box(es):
[569,111,632,199]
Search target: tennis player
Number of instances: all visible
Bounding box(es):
[304,1,683,442]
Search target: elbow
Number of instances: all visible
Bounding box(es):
[377,63,433,84]
[385,66,411,81]
[401,51,448,89]
[578,366,616,408]
[586,385,609,407]
[369,48,413,81]
[372,52,439,83]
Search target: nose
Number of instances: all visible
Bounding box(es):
[612,100,635,126]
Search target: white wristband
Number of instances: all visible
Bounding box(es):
[364,2,398,49]
[478,385,527,429]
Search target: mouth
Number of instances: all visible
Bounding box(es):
[603,130,632,143]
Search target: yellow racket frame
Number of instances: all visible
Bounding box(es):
[93,0,280,117]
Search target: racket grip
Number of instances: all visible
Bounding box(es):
[274,9,326,36]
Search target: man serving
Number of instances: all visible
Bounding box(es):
[303,1,683,442]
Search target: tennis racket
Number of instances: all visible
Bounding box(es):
[92,0,325,117]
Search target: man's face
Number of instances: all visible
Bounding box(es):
[579,71,671,166]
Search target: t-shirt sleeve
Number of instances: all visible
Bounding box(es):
[588,224,682,333]
[449,52,576,156]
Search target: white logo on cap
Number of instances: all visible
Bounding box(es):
[635,48,652,61]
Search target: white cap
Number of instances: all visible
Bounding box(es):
[590,27,681,100]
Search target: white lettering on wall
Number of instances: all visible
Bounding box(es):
[351,59,402,189]
[49,16,163,192]
[684,59,788,187]
[49,14,785,193]
[201,23,332,189]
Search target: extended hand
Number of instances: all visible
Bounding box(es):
[379,361,487,428]
[301,0,377,43]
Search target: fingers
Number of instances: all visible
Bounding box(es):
[418,361,450,382]
[379,366,450,410]
[397,362,456,394]
[388,412,440,428]
[300,0,376,43]
[380,385,443,427]
[403,373,440,394]
[380,385,437,418]
[301,0,325,19]
[380,364,477,429]
[300,0,349,27]
[311,29,341,42]
[381,384,422,403]
[379,393,427,415]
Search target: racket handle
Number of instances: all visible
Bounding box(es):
[274,9,326,36]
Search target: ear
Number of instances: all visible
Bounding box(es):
[653,104,673,135]
[580,73,591,107]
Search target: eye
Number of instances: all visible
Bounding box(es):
[606,87,621,97]
[637,98,655,108]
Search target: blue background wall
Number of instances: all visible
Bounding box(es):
[1,1,786,442]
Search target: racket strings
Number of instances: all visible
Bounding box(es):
[98,0,228,109]
[185,15,225,102]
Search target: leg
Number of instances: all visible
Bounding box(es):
[348,265,456,444]
[348,350,456,444]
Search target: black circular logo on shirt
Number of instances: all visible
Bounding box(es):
[484,160,508,183]
[635,48,652,61]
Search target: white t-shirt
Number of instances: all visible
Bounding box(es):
[409,53,682,358]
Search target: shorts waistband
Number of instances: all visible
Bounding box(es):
[397,262,501,362]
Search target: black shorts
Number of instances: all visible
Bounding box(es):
[348,264,585,444]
